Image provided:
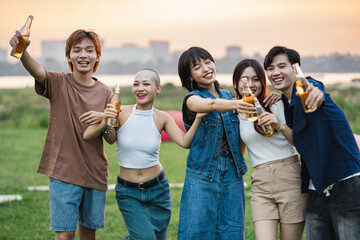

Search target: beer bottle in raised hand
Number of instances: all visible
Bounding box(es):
[11,15,34,58]
[293,63,317,113]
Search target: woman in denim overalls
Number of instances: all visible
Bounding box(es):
[177,47,251,240]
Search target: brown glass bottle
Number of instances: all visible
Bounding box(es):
[254,101,274,136]
[11,15,34,58]
[241,77,258,121]
[293,63,317,113]
[107,84,121,127]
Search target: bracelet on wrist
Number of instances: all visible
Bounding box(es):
[103,127,112,134]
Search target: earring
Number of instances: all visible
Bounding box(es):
[190,80,193,90]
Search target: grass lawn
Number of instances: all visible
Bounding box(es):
[1,84,359,239]
[0,127,267,240]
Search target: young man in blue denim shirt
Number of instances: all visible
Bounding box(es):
[264,46,360,240]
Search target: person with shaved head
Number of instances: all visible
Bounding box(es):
[84,69,205,239]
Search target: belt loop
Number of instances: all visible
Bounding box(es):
[156,174,160,183]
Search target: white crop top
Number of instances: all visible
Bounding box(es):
[116,105,161,168]
[239,101,297,168]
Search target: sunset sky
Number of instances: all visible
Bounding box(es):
[1,0,360,60]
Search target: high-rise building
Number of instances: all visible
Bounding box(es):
[41,40,66,64]
[149,41,171,64]
[101,43,151,64]
[0,48,7,62]
[226,46,242,59]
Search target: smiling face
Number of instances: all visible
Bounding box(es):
[66,38,99,74]
[132,70,161,109]
[190,58,217,89]
[236,66,263,98]
[266,54,296,98]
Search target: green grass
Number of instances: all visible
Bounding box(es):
[0,84,360,133]
[1,83,359,239]
[0,127,256,240]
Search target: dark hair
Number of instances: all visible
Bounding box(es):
[233,59,269,104]
[263,46,301,70]
[178,47,219,92]
[232,58,272,136]
[65,29,102,73]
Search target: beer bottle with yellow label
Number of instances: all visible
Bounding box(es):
[11,15,34,58]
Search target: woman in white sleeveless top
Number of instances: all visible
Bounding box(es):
[84,68,204,240]
[232,59,308,240]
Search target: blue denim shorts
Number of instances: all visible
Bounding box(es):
[49,177,106,231]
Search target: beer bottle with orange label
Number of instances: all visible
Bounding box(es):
[11,15,34,58]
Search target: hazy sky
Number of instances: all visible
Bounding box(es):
[1,0,360,59]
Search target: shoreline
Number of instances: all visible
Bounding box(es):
[1,73,360,89]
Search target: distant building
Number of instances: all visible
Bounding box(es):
[172,50,183,63]
[41,40,66,64]
[102,43,151,64]
[0,48,7,62]
[226,46,242,59]
[253,53,264,65]
[149,41,171,64]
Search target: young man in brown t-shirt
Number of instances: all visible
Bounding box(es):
[9,29,113,240]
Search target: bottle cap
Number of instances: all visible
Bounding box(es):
[114,84,121,93]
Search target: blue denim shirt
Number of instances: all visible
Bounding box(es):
[182,88,248,182]
[282,77,360,195]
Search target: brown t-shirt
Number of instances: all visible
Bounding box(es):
[35,71,113,191]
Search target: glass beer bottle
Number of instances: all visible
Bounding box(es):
[254,101,274,136]
[107,84,121,127]
[11,15,34,58]
[293,63,317,113]
[241,77,258,121]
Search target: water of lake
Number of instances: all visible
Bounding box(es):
[1,73,360,89]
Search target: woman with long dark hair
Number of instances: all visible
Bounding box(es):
[233,59,307,240]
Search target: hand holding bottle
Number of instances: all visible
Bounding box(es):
[104,103,119,119]
[296,83,323,111]
[236,100,257,120]
[293,63,324,113]
[107,84,121,127]
[10,15,33,58]
[253,99,274,136]
[257,111,281,130]
[240,77,259,121]
[9,30,31,58]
